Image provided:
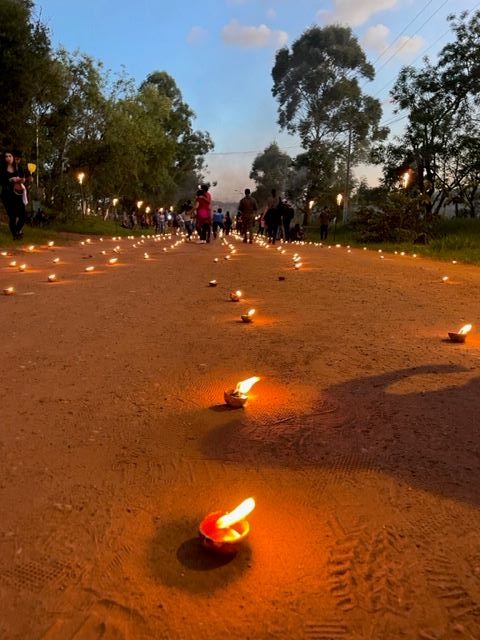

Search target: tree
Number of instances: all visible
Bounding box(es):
[375,10,480,219]
[0,0,52,152]
[271,25,386,215]
[249,142,292,204]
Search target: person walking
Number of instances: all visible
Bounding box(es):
[212,207,224,239]
[319,207,331,240]
[238,188,257,244]
[195,184,212,243]
[224,211,232,235]
[263,188,280,244]
[0,149,27,240]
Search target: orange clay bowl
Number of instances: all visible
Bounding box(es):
[448,332,466,343]
[224,390,248,408]
[199,510,250,554]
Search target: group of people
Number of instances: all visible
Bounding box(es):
[0,149,30,240]
[237,187,300,244]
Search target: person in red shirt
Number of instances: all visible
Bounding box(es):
[195,184,212,243]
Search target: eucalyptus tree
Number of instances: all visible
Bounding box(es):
[271,25,386,215]
[249,142,292,204]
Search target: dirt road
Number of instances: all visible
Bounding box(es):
[1,234,480,639]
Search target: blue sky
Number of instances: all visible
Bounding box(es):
[35,0,479,200]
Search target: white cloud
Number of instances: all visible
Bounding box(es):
[222,19,288,48]
[318,0,399,27]
[362,24,425,59]
[186,26,208,45]
[362,24,390,52]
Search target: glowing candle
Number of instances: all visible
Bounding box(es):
[108,258,118,265]
[85,266,95,272]
[18,264,27,272]
[224,376,260,408]
[53,257,60,264]
[3,286,15,295]
[47,274,56,282]
[9,260,17,267]
[199,497,255,553]
[241,309,256,323]
[448,324,472,343]
[209,280,217,287]
[230,290,242,302]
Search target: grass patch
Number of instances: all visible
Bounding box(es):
[0,216,151,248]
[306,218,480,265]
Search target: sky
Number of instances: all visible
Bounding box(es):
[35,0,479,201]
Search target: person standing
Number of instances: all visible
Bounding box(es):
[0,150,27,240]
[195,184,212,243]
[319,206,331,240]
[238,188,258,244]
[263,188,280,244]
[224,211,232,236]
[212,207,224,239]
[282,201,294,243]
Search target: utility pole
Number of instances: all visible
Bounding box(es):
[343,124,352,223]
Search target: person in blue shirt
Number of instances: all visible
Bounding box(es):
[212,207,225,239]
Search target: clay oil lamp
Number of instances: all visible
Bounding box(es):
[85,266,95,272]
[108,258,118,265]
[442,276,449,283]
[199,497,255,554]
[294,262,302,270]
[47,274,57,282]
[28,245,35,252]
[3,286,15,296]
[448,324,472,344]
[9,260,17,267]
[18,263,27,272]
[224,255,231,261]
[1,251,8,256]
[224,376,260,408]
[209,279,217,287]
[214,258,219,263]
[241,309,255,323]
[230,290,242,302]
[53,257,60,264]
[278,276,285,281]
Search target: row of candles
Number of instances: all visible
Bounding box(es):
[0,231,259,552]
[1,231,475,551]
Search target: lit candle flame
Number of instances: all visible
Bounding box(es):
[458,324,472,335]
[53,258,60,263]
[47,274,56,282]
[235,376,260,395]
[85,266,95,272]
[48,241,54,247]
[247,309,255,317]
[108,258,118,265]
[216,497,255,529]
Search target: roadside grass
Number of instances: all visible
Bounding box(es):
[0,216,149,249]
[306,218,480,265]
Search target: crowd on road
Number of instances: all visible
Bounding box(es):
[120,184,306,245]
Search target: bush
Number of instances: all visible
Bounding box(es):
[352,192,431,243]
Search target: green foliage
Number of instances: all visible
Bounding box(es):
[374,10,480,219]
[0,0,52,151]
[0,2,213,218]
[249,143,292,204]
[352,192,429,242]
[271,25,386,213]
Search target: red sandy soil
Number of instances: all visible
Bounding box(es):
[1,233,480,640]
